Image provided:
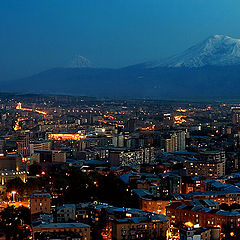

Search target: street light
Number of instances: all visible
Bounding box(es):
[11,191,16,202]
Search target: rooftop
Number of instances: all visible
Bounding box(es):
[33,222,90,229]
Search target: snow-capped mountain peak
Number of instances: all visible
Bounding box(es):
[67,55,94,68]
[158,35,240,68]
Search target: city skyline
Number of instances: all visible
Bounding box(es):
[0,93,239,239]
[1,1,240,239]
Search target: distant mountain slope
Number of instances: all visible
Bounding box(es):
[153,35,240,68]
[67,55,94,68]
[2,35,240,99]
[2,65,240,99]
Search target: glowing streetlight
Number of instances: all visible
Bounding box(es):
[11,191,16,202]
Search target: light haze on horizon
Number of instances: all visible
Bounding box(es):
[0,0,240,81]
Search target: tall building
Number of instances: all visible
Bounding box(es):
[176,130,186,151]
[30,140,51,154]
[165,133,177,153]
[148,174,181,198]
[233,112,240,124]
[109,147,154,167]
[125,118,136,133]
[34,150,66,163]
[184,155,225,178]
[17,133,30,156]
[30,190,51,215]
[112,134,124,147]
[165,130,186,152]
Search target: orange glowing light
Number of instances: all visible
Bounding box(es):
[16,102,47,115]
[174,115,187,124]
[48,133,85,141]
[185,222,194,228]
[7,152,17,155]
[176,109,187,113]
[16,102,22,110]
[13,117,28,131]
[142,125,155,131]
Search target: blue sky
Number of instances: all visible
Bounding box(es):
[0,0,240,80]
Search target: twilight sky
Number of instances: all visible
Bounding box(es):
[1,0,240,81]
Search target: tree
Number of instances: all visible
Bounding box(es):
[28,163,42,176]
[220,203,230,211]
[230,203,240,210]
[0,206,31,240]
[6,178,25,198]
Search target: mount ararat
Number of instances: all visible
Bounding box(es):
[2,35,240,99]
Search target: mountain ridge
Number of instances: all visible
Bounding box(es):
[152,35,240,68]
[2,35,240,98]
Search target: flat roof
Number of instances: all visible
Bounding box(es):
[33,222,90,229]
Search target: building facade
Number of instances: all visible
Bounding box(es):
[30,191,51,215]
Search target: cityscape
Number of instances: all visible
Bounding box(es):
[2,1,240,240]
[0,93,238,239]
